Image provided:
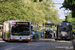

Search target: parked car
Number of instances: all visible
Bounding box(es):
[31,30,35,39]
[37,31,43,37]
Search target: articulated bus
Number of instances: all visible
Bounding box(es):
[2,20,32,42]
[56,21,73,40]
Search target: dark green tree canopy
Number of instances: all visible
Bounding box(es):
[61,0,75,10]
[61,0,75,17]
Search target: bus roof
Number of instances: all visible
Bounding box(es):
[57,22,72,25]
[4,20,31,23]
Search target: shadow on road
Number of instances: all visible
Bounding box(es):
[5,41,30,43]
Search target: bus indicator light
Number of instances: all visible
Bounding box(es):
[12,22,16,24]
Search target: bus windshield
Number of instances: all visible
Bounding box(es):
[59,25,69,32]
[12,25,30,35]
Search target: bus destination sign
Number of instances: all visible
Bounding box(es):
[16,22,28,25]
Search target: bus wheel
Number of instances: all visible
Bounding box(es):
[55,37,59,40]
[55,38,59,40]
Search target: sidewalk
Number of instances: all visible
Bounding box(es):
[31,36,57,42]
[0,38,2,41]
[31,38,55,42]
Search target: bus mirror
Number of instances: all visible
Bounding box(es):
[31,26,33,30]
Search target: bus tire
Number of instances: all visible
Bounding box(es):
[55,38,59,40]
[55,39,58,40]
[26,41,28,43]
[2,39,5,41]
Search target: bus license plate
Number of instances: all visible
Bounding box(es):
[19,39,22,41]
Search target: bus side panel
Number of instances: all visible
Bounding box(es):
[56,25,61,39]
[67,25,73,39]
[56,25,58,39]
[3,22,10,40]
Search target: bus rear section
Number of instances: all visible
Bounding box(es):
[2,20,31,42]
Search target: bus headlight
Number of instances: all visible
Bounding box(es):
[61,32,67,36]
[10,38,14,39]
[28,38,30,39]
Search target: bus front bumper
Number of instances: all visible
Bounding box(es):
[10,38,31,41]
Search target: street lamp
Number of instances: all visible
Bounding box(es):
[64,9,70,21]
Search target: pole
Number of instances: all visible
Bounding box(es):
[65,16,67,21]
[43,20,45,40]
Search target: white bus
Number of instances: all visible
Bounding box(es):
[2,20,32,42]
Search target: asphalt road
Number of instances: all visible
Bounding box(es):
[0,39,74,50]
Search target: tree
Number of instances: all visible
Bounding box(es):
[67,12,75,28]
[61,0,75,17]
[0,0,28,22]
[0,0,60,30]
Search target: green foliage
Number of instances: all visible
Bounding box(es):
[61,0,75,10]
[67,12,72,22]
[53,26,57,31]
[0,0,60,30]
[67,12,75,28]
[61,0,75,17]
[0,0,27,22]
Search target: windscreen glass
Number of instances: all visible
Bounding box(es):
[59,26,69,32]
[12,22,30,35]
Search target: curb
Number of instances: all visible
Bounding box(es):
[31,39,73,42]
[31,39,55,42]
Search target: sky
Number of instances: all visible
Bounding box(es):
[53,0,65,19]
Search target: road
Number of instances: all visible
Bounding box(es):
[0,39,74,50]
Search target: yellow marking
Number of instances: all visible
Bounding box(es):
[56,41,72,43]
[45,25,50,27]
